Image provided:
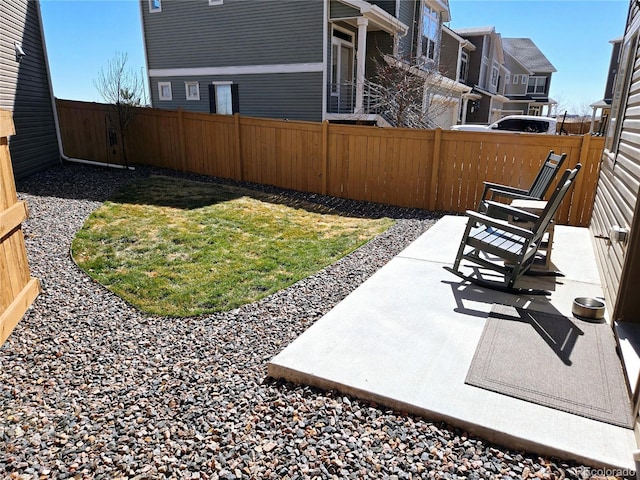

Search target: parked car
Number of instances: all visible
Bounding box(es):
[451,115,557,134]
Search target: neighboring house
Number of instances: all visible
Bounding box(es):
[140,0,471,128]
[590,36,623,134]
[501,37,556,117]
[0,0,59,179]
[451,26,510,124]
[438,25,479,125]
[592,0,640,403]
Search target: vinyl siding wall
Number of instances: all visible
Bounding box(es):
[396,0,417,59]
[150,72,323,121]
[0,0,59,179]
[590,0,640,322]
[142,0,323,69]
[143,0,324,120]
[439,31,460,81]
[329,0,360,19]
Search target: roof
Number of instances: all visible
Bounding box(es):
[453,26,495,36]
[502,38,556,73]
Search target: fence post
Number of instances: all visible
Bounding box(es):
[177,108,187,172]
[321,120,329,195]
[569,133,592,226]
[234,113,243,181]
[428,128,442,211]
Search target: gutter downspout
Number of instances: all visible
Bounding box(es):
[36,0,133,170]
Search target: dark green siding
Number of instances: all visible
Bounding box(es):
[0,0,59,179]
[150,72,324,121]
[329,0,360,18]
[142,0,324,70]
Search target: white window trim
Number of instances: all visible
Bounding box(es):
[158,81,172,101]
[185,81,200,101]
[209,0,223,4]
[419,3,440,62]
[490,63,499,87]
[212,82,234,115]
[149,63,323,77]
[512,74,519,84]
[505,73,511,84]
[148,0,161,13]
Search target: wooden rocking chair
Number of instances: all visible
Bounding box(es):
[479,150,566,213]
[445,164,581,295]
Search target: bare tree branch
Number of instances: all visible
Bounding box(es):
[94,52,143,168]
[366,53,462,129]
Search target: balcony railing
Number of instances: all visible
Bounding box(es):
[327,81,436,129]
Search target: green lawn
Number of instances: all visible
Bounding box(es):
[71,176,393,317]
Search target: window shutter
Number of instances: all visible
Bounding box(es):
[209,84,217,114]
[231,84,240,114]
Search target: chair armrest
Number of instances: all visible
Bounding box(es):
[466,210,535,238]
[488,189,539,202]
[481,181,529,201]
[482,201,540,222]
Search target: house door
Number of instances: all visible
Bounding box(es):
[330,28,354,113]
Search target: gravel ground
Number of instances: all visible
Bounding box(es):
[0,163,620,479]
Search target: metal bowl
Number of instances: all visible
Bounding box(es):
[572,297,605,321]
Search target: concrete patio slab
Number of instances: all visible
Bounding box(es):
[268,215,637,471]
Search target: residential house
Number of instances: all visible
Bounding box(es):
[590,36,623,134]
[0,0,59,179]
[140,0,472,128]
[451,26,510,124]
[438,25,479,125]
[592,0,640,408]
[501,37,556,117]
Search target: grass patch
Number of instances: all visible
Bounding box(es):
[72,176,393,317]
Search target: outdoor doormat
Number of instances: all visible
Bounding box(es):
[466,304,633,428]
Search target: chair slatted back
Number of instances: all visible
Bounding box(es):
[527,151,567,199]
[532,164,582,243]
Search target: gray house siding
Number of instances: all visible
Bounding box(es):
[466,36,483,87]
[439,31,459,81]
[150,72,323,121]
[0,0,58,179]
[368,0,395,16]
[397,0,417,59]
[329,0,360,19]
[142,0,323,70]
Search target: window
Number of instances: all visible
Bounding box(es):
[149,0,161,12]
[527,76,547,94]
[185,81,200,101]
[505,73,510,84]
[459,50,469,83]
[209,0,223,4]
[606,32,638,155]
[420,4,439,63]
[209,82,239,115]
[490,63,499,88]
[158,81,172,101]
[512,74,519,84]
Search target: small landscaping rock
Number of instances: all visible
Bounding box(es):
[0,163,623,478]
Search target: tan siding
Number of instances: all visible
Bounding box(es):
[591,1,640,320]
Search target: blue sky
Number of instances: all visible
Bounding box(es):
[40,0,629,113]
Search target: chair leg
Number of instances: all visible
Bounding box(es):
[452,219,474,270]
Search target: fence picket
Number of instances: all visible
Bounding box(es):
[54,99,604,227]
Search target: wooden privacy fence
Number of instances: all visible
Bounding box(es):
[0,110,40,346]
[56,99,605,227]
